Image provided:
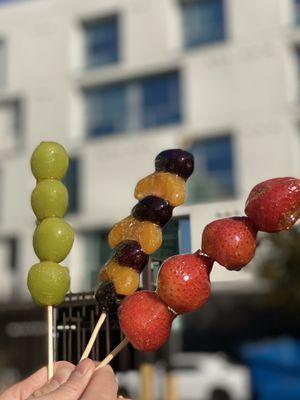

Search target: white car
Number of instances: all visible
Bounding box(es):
[117,352,251,400]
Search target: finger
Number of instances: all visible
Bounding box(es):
[81,365,118,400]
[43,359,95,400]
[2,361,71,400]
[29,362,75,398]
[0,366,47,400]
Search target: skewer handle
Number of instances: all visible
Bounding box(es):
[47,306,54,380]
[95,337,129,370]
[80,312,107,361]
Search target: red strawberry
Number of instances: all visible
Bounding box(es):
[245,177,300,232]
[118,291,174,352]
[157,252,212,314]
[202,217,257,271]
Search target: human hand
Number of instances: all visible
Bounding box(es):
[0,359,125,400]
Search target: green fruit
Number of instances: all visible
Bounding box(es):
[33,217,74,263]
[31,142,69,181]
[31,179,68,220]
[27,261,70,306]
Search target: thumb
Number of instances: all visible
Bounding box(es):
[44,359,95,400]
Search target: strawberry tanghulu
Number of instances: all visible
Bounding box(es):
[245,177,300,232]
[111,176,300,358]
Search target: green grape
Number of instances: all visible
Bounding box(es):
[27,261,70,306]
[33,217,74,263]
[31,142,69,181]
[31,179,68,220]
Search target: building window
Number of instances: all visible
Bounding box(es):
[83,230,110,288]
[85,83,127,136]
[7,238,18,271]
[0,40,5,89]
[141,72,181,128]
[295,0,300,25]
[0,237,18,271]
[63,157,79,213]
[84,71,181,137]
[83,15,119,69]
[0,100,23,152]
[151,217,191,282]
[187,134,235,203]
[181,0,225,49]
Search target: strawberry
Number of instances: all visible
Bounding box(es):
[157,252,212,314]
[118,291,174,352]
[245,177,300,232]
[201,217,257,271]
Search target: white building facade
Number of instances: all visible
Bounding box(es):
[0,0,299,300]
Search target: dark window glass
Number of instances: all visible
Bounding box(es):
[295,0,300,25]
[84,71,181,137]
[181,0,225,48]
[8,237,17,271]
[0,40,5,89]
[63,157,79,213]
[84,16,118,68]
[141,72,181,128]
[187,135,235,203]
[84,230,110,289]
[85,83,127,137]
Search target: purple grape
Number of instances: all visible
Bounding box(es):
[95,281,120,312]
[132,196,173,227]
[112,240,149,273]
[155,149,194,180]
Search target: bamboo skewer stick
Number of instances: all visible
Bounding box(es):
[95,337,129,370]
[80,312,107,361]
[47,306,54,380]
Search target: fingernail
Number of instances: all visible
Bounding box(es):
[75,359,94,376]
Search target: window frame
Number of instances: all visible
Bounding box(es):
[180,0,227,50]
[186,132,236,204]
[63,156,80,214]
[82,14,120,69]
[83,70,181,138]
[0,38,6,90]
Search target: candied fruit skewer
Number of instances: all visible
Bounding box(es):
[81,149,194,361]
[27,142,74,380]
[109,176,300,357]
[103,148,194,297]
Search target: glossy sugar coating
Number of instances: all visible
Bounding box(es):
[157,252,212,314]
[33,217,74,263]
[245,177,300,232]
[31,142,69,181]
[27,261,70,306]
[99,267,109,281]
[155,149,194,181]
[108,216,162,254]
[112,240,149,273]
[132,195,173,227]
[118,291,175,352]
[31,179,68,220]
[104,260,140,296]
[95,281,120,313]
[202,217,257,271]
[135,172,185,207]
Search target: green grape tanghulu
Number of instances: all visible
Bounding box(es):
[27,142,74,306]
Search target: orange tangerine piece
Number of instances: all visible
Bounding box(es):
[106,260,140,296]
[108,216,162,254]
[134,172,186,207]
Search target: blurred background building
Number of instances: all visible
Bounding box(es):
[0,0,299,298]
[0,0,300,398]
